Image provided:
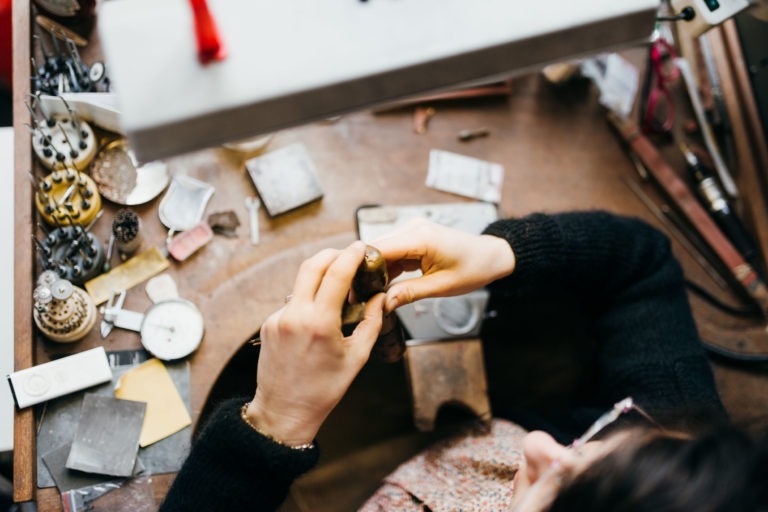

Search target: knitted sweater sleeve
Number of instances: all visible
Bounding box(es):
[482,211,726,420]
[159,398,319,512]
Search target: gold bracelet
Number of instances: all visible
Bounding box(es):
[240,402,315,451]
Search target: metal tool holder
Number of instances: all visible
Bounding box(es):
[32,271,97,343]
[30,115,97,171]
[33,165,102,227]
[35,223,106,285]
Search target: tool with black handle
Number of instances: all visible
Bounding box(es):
[680,142,763,279]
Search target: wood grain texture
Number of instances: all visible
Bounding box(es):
[405,339,491,432]
[722,21,768,177]
[706,26,768,282]
[12,0,35,504]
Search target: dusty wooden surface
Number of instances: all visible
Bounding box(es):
[405,339,491,432]
[13,5,768,510]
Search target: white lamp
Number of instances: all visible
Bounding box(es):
[100,0,660,162]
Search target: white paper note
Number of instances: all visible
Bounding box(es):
[426,150,504,203]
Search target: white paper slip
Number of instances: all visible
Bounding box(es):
[426,150,504,203]
[581,53,639,118]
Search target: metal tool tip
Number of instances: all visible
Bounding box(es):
[678,142,698,166]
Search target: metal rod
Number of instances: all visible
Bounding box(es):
[56,184,76,208]
[59,96,85,145]
[31,92,54,126]
[24,101,44,126]
[622,176,730,291]
[82,211,103,234]
[57,123,79,159]
[31,235,51,258]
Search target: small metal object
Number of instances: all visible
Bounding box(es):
[89,61,106,83]
[58,124,79,159]
[50,279,74,300]
[32,235,52,257]
[457,127,490,142]
[59,96,86,147]
[24,122,50,146]
[65,39,87,79]
[244,196,261,245]
[25,101,45,127]
[113,209,142,257]
[32,92,54,127]
[83,209,103,232]
[570,397,635,448]
[103,234,115,273]
[91,139,170,205]
[33,285,53,305]
[37,270,60,287]
[628,151,649,180]
[28,171,41,190]
[56,184,76,208]
[352,246,387,302]
[159,176,214,232]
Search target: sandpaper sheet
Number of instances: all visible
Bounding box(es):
[65,394,146,477]
[42,442,145,492]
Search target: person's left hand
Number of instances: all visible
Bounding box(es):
[245,241,385,446]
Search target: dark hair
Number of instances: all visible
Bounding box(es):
[548,427,768,512]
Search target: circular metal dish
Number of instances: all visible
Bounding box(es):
[91,139,169,205]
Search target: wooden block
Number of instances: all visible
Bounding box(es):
[404,338,491,432]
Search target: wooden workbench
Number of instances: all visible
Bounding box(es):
[13,1,768,509]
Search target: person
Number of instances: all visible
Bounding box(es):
[159,211,767,512]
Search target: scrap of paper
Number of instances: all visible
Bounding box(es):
[581,53,639,118]
[115,358,191,447]
[43,443,145,492]
[426,149,503,203]
[145,273,179,304]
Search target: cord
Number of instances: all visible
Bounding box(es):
[685,279,761,318]
[684,280,768,363]
[701,340,768,364]
[657,7,696,22]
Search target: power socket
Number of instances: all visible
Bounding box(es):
[672,0,750,36]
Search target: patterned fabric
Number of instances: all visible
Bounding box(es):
[359,419,527,512]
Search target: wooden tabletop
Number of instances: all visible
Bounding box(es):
[13,2,768,509]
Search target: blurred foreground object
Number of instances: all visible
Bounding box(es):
[0,0,10,88]
[99,0,658,162]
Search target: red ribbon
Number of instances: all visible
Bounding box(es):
[189,0,227,64]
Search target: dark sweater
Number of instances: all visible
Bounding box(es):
[160,211,726,511]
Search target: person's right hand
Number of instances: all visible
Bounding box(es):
[371,218,516,313]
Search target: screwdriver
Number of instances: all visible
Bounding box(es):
[680,142,763,279]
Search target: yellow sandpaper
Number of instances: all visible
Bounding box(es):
[115,358,191,447]
[85,246,169,305]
